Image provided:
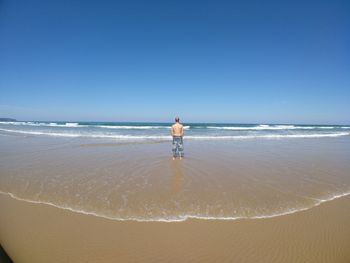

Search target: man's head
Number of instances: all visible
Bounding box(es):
[175,117,180,123]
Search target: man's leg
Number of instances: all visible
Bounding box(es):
[178,138,184,159]
[172,138,177,159]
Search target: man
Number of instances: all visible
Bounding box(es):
[171,117,184,160]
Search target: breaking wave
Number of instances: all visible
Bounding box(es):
[0,128,348,140]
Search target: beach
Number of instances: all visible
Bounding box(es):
[1,191,350,262]
[0,126,350,262]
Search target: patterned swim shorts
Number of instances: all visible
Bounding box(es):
[172,136,184,157]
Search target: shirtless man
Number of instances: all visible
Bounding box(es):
[171,117,184,160]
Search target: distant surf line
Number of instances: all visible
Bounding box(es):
[1,121,349,131]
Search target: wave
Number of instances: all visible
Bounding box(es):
[187,133,349,139]
[207,125,337,130]
[0,121,83,128]
[0,128,348,140]
[98,125,165,129]
[63,122,79,127]
[0,190,349,222]
[0,122,190,130]
[0,122,346,131]
[0,128,166,139]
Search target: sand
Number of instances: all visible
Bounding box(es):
[1,192,350,263]
[1,135,350,262]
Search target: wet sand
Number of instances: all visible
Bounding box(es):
[1,136,350,221]
[1,192,350,263]
[1,135,350,262]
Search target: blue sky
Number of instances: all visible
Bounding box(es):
[0,0,349,124]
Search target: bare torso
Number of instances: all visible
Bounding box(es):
[171,123,184,137]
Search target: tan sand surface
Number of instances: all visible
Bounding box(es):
[1,193,350,263]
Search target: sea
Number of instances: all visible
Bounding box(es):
[0,121,349,140]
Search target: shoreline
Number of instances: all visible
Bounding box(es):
[1,190,350,223]
[1,191,350,262]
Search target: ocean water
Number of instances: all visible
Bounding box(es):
[0,121,349,140]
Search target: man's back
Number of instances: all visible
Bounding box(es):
[172,123,184,137]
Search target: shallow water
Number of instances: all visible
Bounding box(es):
[0,134,349,221]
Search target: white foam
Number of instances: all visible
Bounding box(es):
[64,122,79,127]
[0,122,343,131]
[0,121,28,125]
[0,128,167,139]
[0,128,348,140]
[186,133,349,139]
[98,125,167,129]
[0,190,349,223]
[0,121,84,128]
[207,125,337,130]
[78,125,189,130]
[0,122,191,130]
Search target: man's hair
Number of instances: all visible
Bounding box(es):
[175,117,180,122]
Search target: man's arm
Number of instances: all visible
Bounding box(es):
[171,125,174,136]
[180,125,184,136]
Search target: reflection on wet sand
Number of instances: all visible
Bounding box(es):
[79,140,167,148]
[170,160,184,196]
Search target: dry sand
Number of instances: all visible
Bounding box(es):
[1,192,350,263]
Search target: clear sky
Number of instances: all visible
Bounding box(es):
[0,0,349,124]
